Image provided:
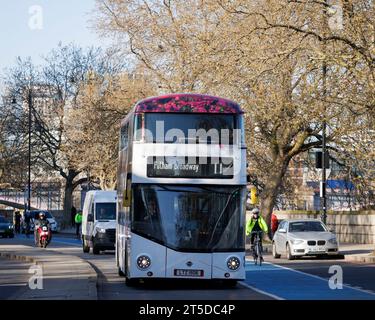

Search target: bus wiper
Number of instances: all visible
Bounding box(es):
[199,186,239,195]
[206,189,239,246]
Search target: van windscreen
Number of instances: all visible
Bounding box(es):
[95,203,116,220]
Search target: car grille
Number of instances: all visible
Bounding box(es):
[318,240,326,246]
[307,241,316,246]
[105,229,116,242]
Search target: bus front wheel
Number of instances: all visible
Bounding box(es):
[125,277,138,287]
[223,280,237,288]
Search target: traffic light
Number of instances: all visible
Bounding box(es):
[249,186,258,205]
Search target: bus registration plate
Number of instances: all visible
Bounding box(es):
[174,269,204,277]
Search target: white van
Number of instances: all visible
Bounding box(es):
[82,190,117,254]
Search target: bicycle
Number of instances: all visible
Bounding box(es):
[251,231,264,266]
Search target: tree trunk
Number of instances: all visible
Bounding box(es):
[260,157,291,239]
[63,180,74,228]
[62,169,82,228]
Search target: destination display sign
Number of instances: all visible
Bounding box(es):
[147,156,234,179]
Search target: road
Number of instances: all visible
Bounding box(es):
[0,234,374,300]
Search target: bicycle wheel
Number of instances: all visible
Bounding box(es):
[256,243,262,266]
[253,243,258,265]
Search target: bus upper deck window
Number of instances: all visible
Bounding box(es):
[134,114,144,141]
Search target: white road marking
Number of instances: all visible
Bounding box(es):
[238,281,284,300]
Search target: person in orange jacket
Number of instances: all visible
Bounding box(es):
[271,212,279,238]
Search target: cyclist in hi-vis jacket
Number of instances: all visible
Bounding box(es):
[246,208,268,251]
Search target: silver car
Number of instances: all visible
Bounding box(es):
[272,219,339,260]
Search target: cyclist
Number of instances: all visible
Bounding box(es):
[246,208,268,259]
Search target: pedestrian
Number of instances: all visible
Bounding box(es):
[75,210,82,239]
[271,212,279,239]
[24,211,31,238]
[71,206,77,228]
[14,211,21,234]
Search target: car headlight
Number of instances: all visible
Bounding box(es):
[137,255,151,270]
[227,256,241,271]
[96,227,106,233]
[290,239,304,245]
[328,237,337,245]
[8,225,14,229]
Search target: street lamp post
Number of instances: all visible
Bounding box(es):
[27,89,32,212]
[321,0,328,225]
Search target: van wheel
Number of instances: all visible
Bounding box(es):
[118,267,125,277]
[93,242,100,255]
[82,238,90,253]
[125,277,138,287]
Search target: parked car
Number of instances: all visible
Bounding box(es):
[22,210,58,233]
[272,219,339,260]
[0,215,14,238]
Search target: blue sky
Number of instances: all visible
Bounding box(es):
[0,0,110,75]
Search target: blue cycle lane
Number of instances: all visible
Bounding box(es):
[17,234,81,247]
[243,260,375,300]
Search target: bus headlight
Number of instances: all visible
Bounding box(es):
[227,256,241,271]
[137,255,151,270]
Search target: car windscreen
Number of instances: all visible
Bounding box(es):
[289,221,326,232]
[95,203,116,220]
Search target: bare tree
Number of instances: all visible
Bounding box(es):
[94,0,374,237]
[2,44,125,223]
[65,70,156,190]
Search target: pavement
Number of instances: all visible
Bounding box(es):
[244,241,375,263]
[0,243,97,300]
[340,243,375,263]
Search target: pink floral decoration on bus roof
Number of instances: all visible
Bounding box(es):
[135,94,243,114]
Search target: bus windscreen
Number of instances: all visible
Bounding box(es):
[132,184,246,252]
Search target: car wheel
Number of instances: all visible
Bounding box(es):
[272,242,281,258]
[82,238,90,253]
[286,243,295,260]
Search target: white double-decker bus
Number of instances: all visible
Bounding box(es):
[116,93,247,286]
